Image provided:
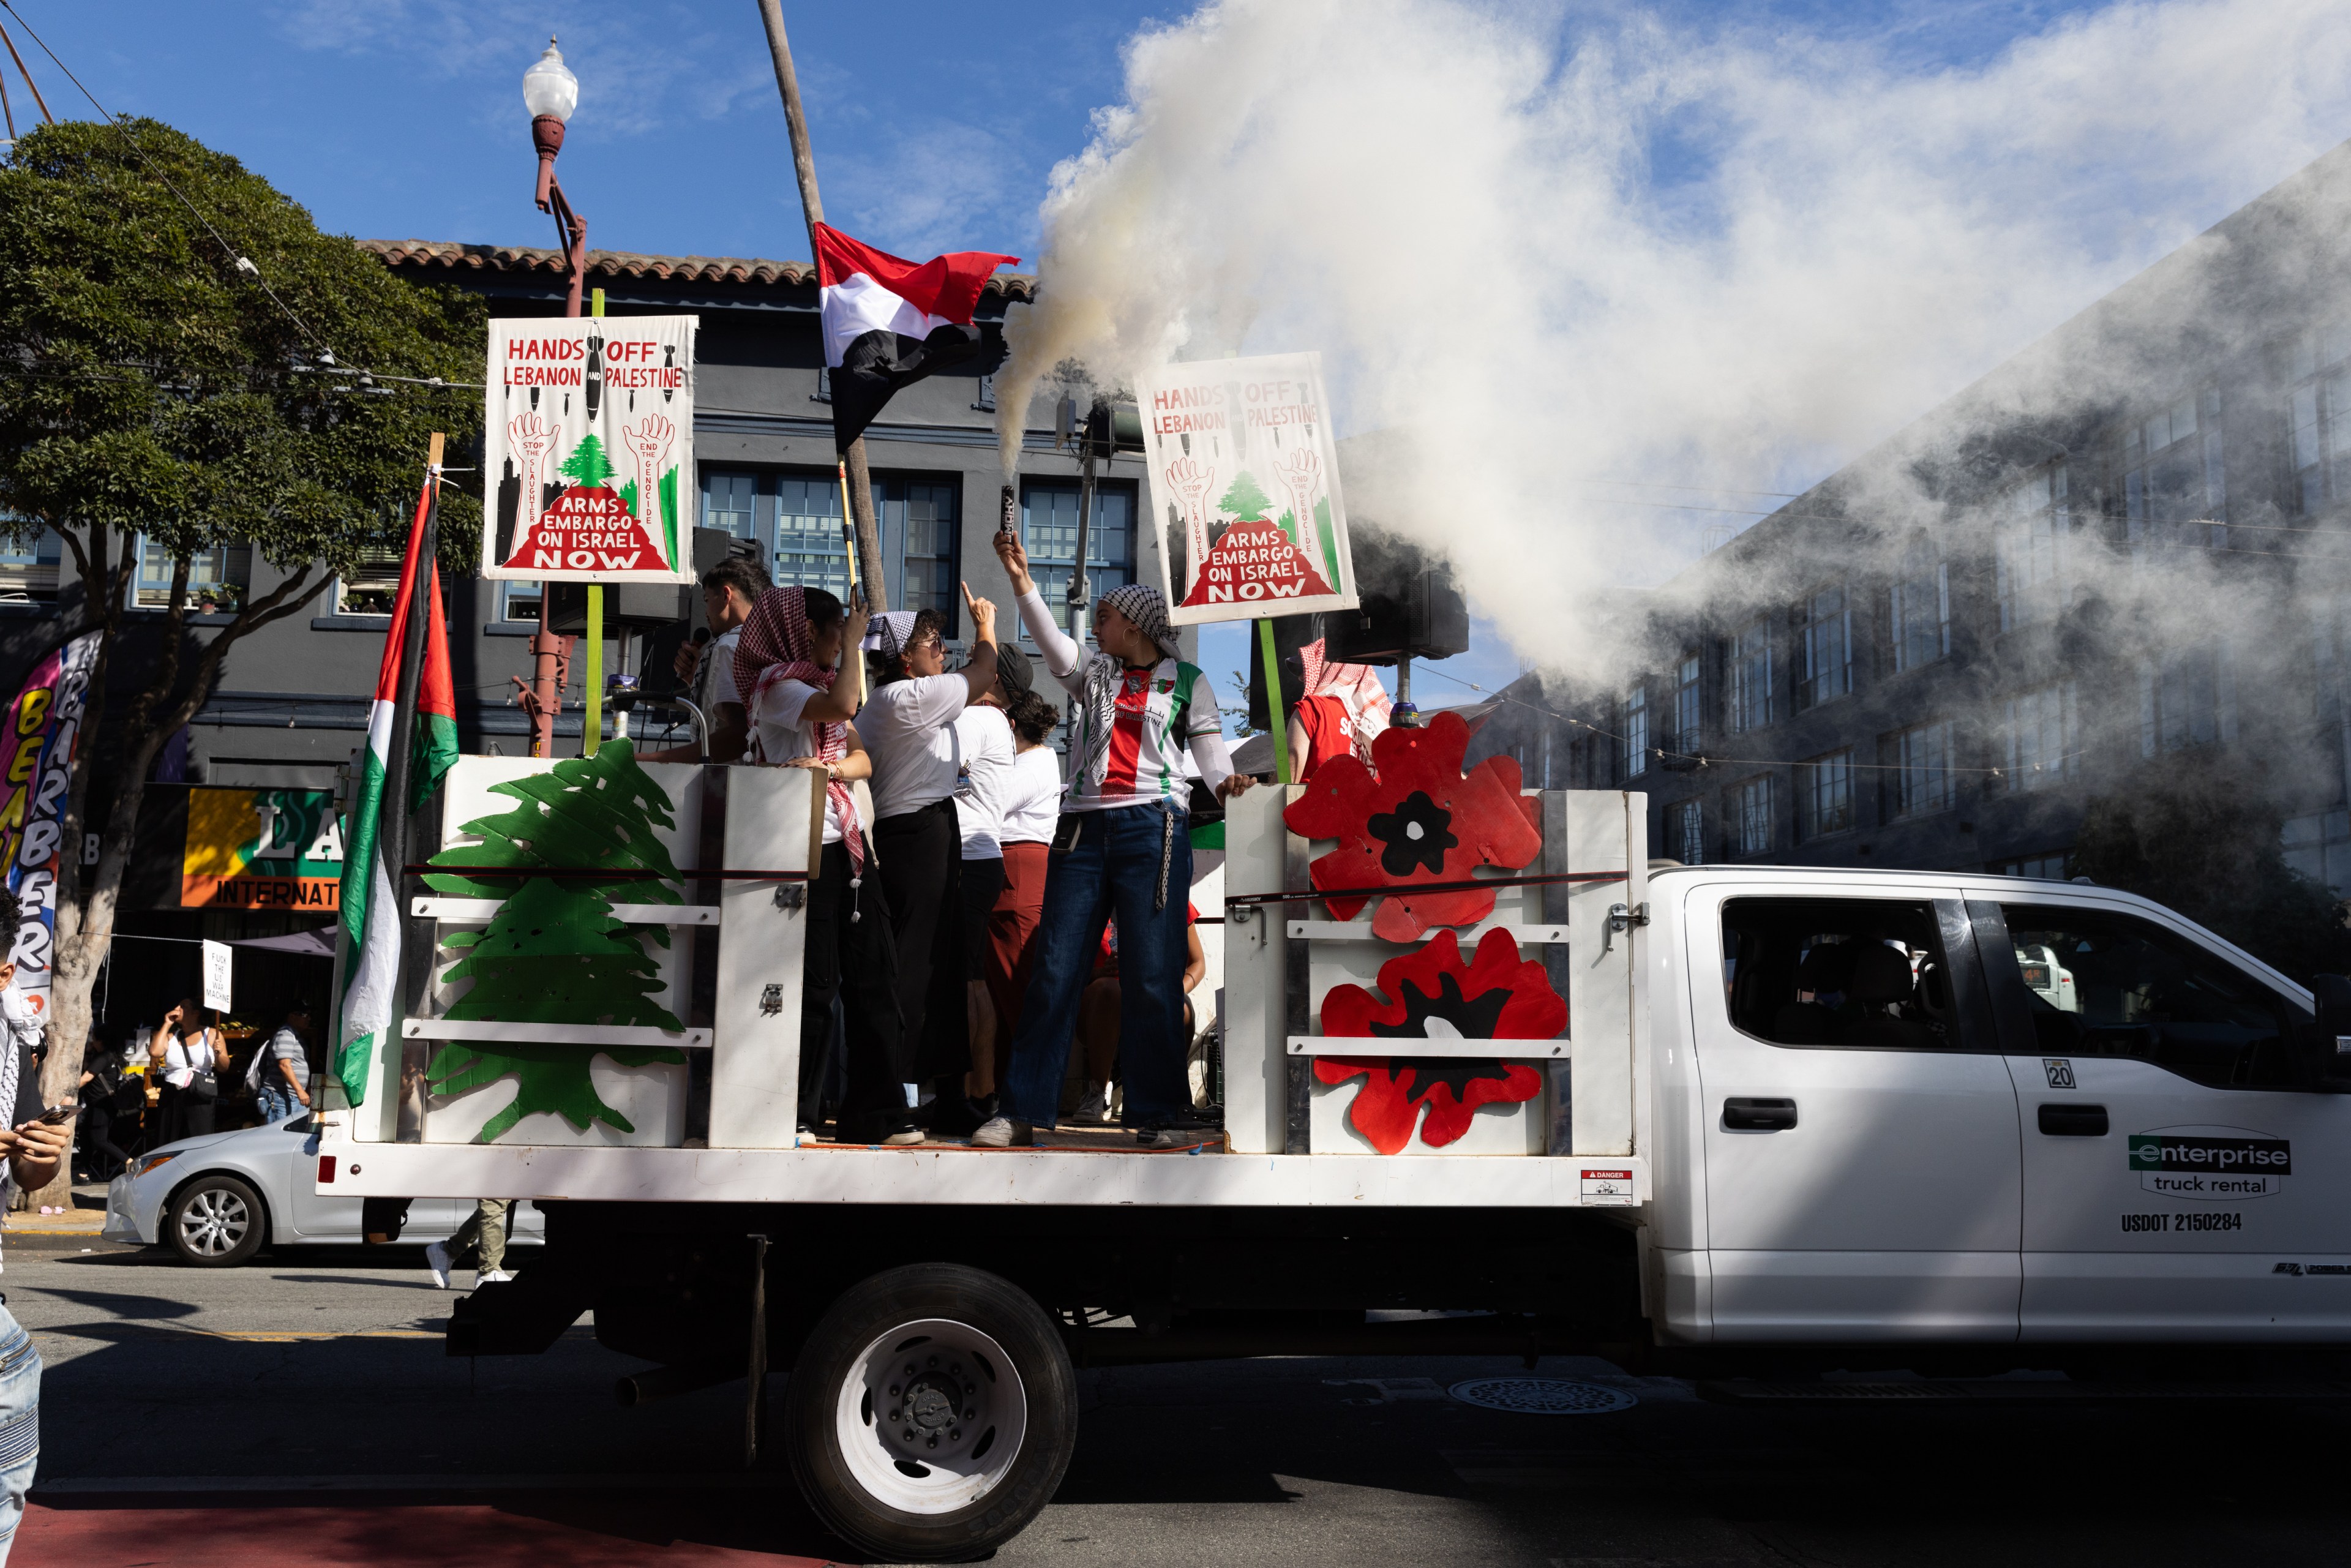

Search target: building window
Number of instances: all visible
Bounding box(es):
[1021,479,1136,631]
[1994,465,2074,630]
[1727,620,1773,734]
[2283,809,2351,897]
[2289,324,2351,514]
[1799,749,1854,839]
[2003,682,2079,791]
[1621,684,1648,779]
[1992,852,2072,881]
[1728,775,1775,858]
[136,538,250,612]
[2139,647,2234,756]
[497,579,542,623]
[2124,390,2224,544]
[329,546,400,617]
[1886,719,1955,818]
[0,527,62,603]
[874,478,962,633]
[1672,653,1701,754]
[1673,798,1705,865]
[973,373,997,413]
[1793,585,1851,711]
[1890,536,1948,672]
[770,473,855,601]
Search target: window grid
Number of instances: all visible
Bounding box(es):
[1673,798,1706,865]
[137,539,250,611]
[1800,750,1854,840]
[1888,719,1955,818]
[0,527,62,603]
[1993,852,2072,881]
[1891,540,1949,672]
[1022,481,1137,628]
[1673,653,1701,754]
[2289,324,2351,514]
[1622,685,1648,779]
[1994,466,2073,631]
[2123,389,2224,547]
[1727,620,1773,735]
[1730,775,1774,858]
[2003,681,2080,792]
[2139,648,2235,756]
[1793,587,1850,711]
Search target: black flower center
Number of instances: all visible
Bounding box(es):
[1367,790,1458,876]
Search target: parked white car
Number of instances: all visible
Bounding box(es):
[103,1112,544,1267]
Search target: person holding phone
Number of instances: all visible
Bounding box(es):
[0,886,70,1559]
[149,998,229,1142]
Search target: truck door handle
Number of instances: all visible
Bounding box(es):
[2037,1103,2108,1136]
[1722,1097,1798,1131]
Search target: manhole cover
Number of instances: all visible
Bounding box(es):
[1449,1378,1637,1415]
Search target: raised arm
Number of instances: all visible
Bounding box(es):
[994,531,1086,687]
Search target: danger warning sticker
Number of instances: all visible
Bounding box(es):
[1580,1169,1635,1206]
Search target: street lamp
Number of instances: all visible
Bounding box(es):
[525,36,587,317]
[519,36,587,759]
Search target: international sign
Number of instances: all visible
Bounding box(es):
[481,315,698,583]
[1134,351,1357,627]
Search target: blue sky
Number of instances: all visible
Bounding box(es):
[0,0,2148,719]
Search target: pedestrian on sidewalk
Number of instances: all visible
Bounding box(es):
[74,1035,135,1183]
[148,1000,227,1142]
[245,1005,313,1125]
[0,887,70,1562]
[426,1199,515,1289]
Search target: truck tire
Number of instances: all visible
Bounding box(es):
[784,1262,1076,1562]
[165,1174,268,1267]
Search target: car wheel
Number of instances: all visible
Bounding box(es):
[785,1262,1076,1563]
[165,1174,266,1267]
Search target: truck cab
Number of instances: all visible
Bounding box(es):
[1643,865,2350,1347]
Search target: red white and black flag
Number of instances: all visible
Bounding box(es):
[814,222,1018,449]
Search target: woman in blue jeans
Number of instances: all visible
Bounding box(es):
[975,534,1253,1149]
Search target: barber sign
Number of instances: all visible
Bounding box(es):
[481,314,698,584]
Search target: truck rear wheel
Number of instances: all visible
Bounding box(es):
[785,1262,1076,1562]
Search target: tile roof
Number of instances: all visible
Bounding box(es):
[358,238,1037,299]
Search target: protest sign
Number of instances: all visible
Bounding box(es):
[1134,351,1356,626]
[0,631,97,1018]
[481,314,698,583]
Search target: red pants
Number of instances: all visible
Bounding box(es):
[986,841,1049,1038]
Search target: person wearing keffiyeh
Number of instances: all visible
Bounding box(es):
[1288,636,1392,781]
[977,532,1253,1149]
[735,584,912,1144]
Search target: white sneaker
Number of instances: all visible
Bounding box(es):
[1075,1086,1109,1124]
[971,1116,1034,1148]
[477,1269,514,1284]
[424,1240,452,1289]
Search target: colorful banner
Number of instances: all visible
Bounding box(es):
[480,313,699,584]
[181,787,344,911]
[1134,351,1358,626]
[0,631,99,1019]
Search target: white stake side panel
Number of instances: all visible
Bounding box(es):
[1221,787,1290,1153]
[1567,791,1645,1159]
[322,1142,1651,1209]
[708,767,815,1149]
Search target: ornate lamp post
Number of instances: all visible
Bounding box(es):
[518,37,585,757]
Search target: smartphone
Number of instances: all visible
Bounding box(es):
[31,1103,72,1125]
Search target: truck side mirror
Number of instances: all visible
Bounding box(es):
[2305,974,2351,1089]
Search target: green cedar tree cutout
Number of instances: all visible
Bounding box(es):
[1219,470,1272,520]
[423,740,688,1142]
[558,431,618,490]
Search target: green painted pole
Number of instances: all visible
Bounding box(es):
[1259,617,1290,786]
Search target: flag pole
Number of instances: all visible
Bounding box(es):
[754,0,890,608]
[380,436,443,1139]
[583,287,606,756]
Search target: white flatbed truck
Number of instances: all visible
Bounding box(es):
[316,752,2351,1561]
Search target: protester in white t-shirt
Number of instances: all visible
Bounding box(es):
[734,583,917,1145]
[859,593,1000,1131]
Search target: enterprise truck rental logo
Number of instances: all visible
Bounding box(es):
[2128,1125,2290,1200]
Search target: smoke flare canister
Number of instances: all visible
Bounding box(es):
[1000,482,1018,538]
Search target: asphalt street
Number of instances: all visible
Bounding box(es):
[10,1233,2351,1566]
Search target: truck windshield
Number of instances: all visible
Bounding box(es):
[1721,897,1962,1049]
[1994,904,2310,1090]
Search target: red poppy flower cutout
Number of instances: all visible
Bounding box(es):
[1314,928,1561,1155]
[1283,710,1542,940]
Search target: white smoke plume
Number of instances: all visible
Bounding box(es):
[996,0,2351,683]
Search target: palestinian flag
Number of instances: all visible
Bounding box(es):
[815,222,1018,449]
[333,475,459,1108]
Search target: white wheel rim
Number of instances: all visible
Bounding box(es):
[179,1190,250,1256]
[833,1316,1027,1515]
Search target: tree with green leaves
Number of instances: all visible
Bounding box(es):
[1219,470,1272,520]
[0,118,485,1199]
[424,741,688,1142]
[558,431,616,490]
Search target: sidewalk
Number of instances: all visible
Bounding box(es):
[6,1180,110,1236]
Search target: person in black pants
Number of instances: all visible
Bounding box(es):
[75,1035,136,1182]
